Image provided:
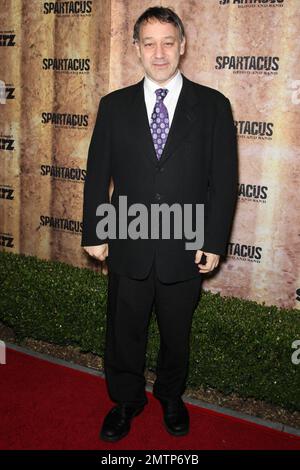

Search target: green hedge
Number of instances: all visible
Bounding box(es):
[0,250,299,411]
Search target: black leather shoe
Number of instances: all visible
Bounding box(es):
[100,404,145,442]
[158,397,189,436]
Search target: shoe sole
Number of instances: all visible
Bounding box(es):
[163,420,190,436]
[100,427,129,442]
[100,406,144,442]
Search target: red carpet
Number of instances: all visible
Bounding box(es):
[0,347,299,450]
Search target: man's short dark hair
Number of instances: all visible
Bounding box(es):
[133,6,185,43]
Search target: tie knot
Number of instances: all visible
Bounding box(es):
[155,88,168,101]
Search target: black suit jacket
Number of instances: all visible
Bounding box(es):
[81,73,238,282]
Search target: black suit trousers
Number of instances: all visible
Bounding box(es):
[104,251,202,407]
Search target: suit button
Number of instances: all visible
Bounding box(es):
[155,193,161,201]
[159,167,164,172]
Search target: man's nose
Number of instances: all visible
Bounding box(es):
[154,44,165,58]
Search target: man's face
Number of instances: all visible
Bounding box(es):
[134,18,186,86]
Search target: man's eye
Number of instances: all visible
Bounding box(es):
[145,43,153,47]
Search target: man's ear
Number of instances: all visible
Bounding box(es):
[134,40,141,59]
[180,36,186,56]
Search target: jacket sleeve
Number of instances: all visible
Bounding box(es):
[81,95,111,247]
[201,96,238,257]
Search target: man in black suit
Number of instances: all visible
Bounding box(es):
[81,6,238,442]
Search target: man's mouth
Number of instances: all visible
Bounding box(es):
[153,63,168,68]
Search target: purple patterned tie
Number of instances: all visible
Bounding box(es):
[150,88,169,160]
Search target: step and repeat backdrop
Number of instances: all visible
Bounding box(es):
[0,0,299,309]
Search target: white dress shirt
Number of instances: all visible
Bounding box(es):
[143,69,183,127]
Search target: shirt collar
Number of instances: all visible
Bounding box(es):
[143,69,182,96]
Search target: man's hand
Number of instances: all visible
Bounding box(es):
[194,250,220,273]
[83,244,109,275]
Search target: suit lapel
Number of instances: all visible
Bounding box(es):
[130,73,202,167]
